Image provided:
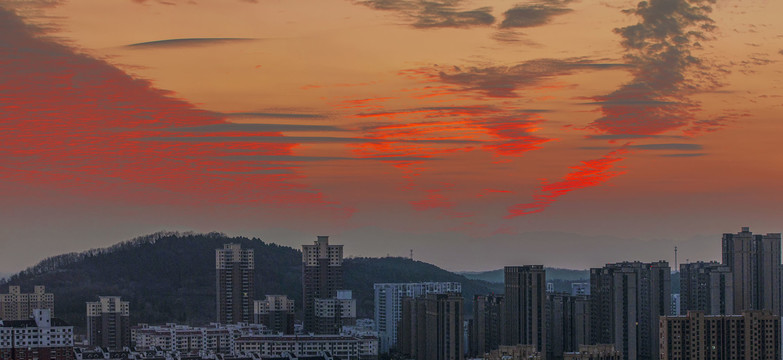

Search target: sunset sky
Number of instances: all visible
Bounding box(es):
[0,0,781,274]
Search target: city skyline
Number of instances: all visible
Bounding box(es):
[2,228,783,359]
[1,226,780,275]
[1,0,782,276]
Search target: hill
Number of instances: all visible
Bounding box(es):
[0,232,500,332]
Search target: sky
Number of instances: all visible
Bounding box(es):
[0,0,781,274]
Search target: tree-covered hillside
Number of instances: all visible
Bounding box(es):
[0,232,499,332]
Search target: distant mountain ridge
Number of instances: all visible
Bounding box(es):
[0,232,501,332]
[459,267,590,283]
[460,267,681,294]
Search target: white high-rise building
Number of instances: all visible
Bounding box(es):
[373,282,461,353]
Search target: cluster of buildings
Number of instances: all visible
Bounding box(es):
[460,227,782,360]
[1,227,783,360]
[0,236,372,360]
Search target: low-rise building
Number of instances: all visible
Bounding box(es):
[235,334,378,360]
[482,344,542,360]
[563,344,621,360]
[132,322,267,355]
[0,309,74,360]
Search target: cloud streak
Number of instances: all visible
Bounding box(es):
[356,0,495,28]
[499,0,573,29]
[506,149,627,217]
[126,38,258,49]
[436,58,627,98]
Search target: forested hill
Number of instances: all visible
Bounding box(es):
[0,232,501,331]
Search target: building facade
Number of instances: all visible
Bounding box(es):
[0,285,54,321]
[679,261,733,315]
[546,293,590,360]
[133,322,266,354]
[254,295,295,335]
[722,227,781,315]
[303,236,344,333]
[399,292,464,360]
[235,334,378,360]
[504,265,546,357]
[660,310,780,360]
[374,282,461,353]
[590,261,670,360]
[314,290,357,335]
[0,309,73,360]
[483,344,542,360]
[571,283,589,296]
[87,296,131,349]
[471,294,505,357]
[216,243,255,324]
[563,344,621,360]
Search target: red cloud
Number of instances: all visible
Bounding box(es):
[506,149,627,218]
[0,7,337,209]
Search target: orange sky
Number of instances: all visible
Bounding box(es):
[0,0,781,272]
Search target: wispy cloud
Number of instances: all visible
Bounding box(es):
[126,38,257,49]
[506,149,627,217]
[588,0,721,135]
[166,123,347,132]
[220,155,438,162]
[630,143,702,151]
[437,58,627,98]
[659,153,707,157]
[356,0,495,28]
[499,0,573,29]
[222,112,327,120]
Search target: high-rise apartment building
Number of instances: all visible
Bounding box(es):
[679,261,733,315]
[0,285,54,321]
[314,290,357,335]
[590,261,670,360]
[660,310,780,360]
[254,295,295,335]
[399,292,464,360]
[87,296,131,350]
[471,294,505,357]
[374,282,462,353]
[216,243,255,324]
[0,309,74,360]
[504,265,546,357]
[546,293,590,360]
[302,236,343,333]
[722,227,781,315]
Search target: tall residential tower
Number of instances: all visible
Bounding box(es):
[216,243,255,324]
[302,236,344,333]
[722,227,781,315]
[504,265,546,357]
[590,261,670,360]
[87,296,130,350]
